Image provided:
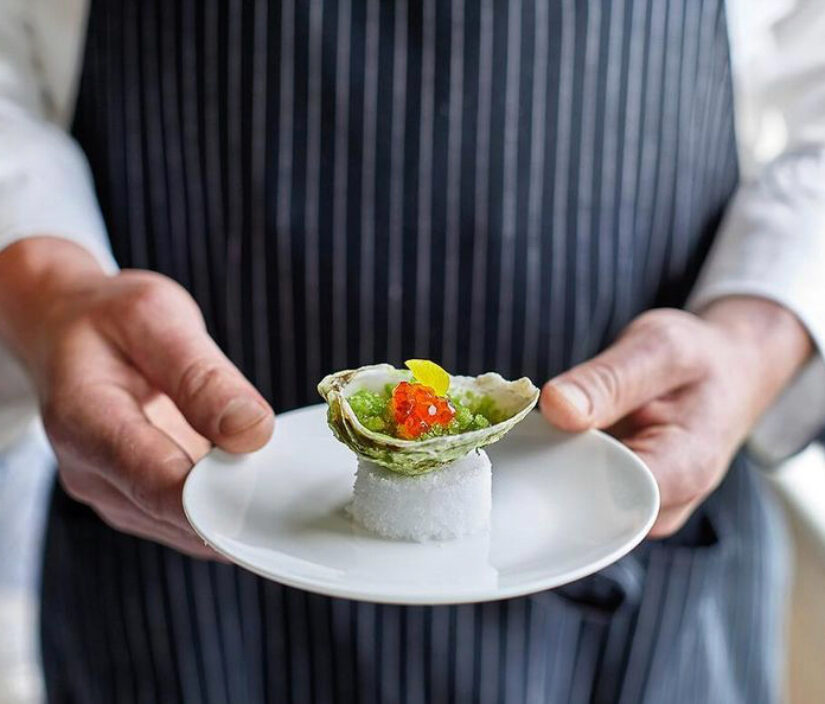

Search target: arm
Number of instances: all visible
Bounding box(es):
[0,237,274,557]
[541,302,811,536]
[689,0,825,463]
[0,0,115,268]
[541,0,825,535]
[0,0,114,448]
[0,2,274,556]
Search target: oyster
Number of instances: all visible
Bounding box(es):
[317,363,540,475]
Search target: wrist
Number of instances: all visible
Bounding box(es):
[0,236,109,362]
[699,295,813,400]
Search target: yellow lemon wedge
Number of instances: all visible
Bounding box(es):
[404,359,451,397]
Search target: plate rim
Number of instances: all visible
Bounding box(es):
[183,404,660,605]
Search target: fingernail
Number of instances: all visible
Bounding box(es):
[219,398,269,436]
[550,381,591,417]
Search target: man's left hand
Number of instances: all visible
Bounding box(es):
[540,297,812,537]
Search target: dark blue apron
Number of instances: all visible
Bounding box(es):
[41,1,787,702]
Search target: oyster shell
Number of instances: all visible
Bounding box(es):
[317,363,540,475]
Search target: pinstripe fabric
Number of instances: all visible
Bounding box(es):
[40,1,789,702]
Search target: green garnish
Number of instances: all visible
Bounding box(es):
[348,385,500,441]
[347,388,392,432]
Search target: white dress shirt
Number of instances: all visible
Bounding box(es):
[1,0,824,461]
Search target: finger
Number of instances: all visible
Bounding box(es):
[144,392,212,462]
[100,504,225,561]
[61,470,221,560]
[630,438,699,540]
[624,425,700,508]
[46,373,195,532]
[105,275,274,452]
[621,423,723,538]
[605,386,693,441]
[540,311,704,431]
[99,502,223,560]
[648,504,696,539]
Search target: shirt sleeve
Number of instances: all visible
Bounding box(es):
[688,0,825,464]
[0,0,116,271]
[0,0,115,450]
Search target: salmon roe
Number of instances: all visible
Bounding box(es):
[390,381,456,439]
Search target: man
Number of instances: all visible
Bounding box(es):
[0,0,824,701]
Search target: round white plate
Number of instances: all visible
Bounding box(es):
[184,404,659,604]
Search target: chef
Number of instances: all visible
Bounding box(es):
[0,0,823,701]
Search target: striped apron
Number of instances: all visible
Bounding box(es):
[42,0,789,702]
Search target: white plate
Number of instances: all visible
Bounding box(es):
[183,404,659,605]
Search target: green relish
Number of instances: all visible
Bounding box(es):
[348,386,497,440]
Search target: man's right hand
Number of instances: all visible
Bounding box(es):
[0,237,274,558]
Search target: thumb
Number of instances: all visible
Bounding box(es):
[540,312,703,432]
[108,276,274,452]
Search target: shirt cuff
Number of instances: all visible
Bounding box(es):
[0,107,117,273]
[688,147,825,465]
[0,109,118,442]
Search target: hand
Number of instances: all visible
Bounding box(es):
[0,238,274,558]
[540,299,812,537]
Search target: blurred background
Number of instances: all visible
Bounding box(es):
[0,416,51,703]
[1,1,824,702]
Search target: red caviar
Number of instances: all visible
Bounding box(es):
[391,381,456,439]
